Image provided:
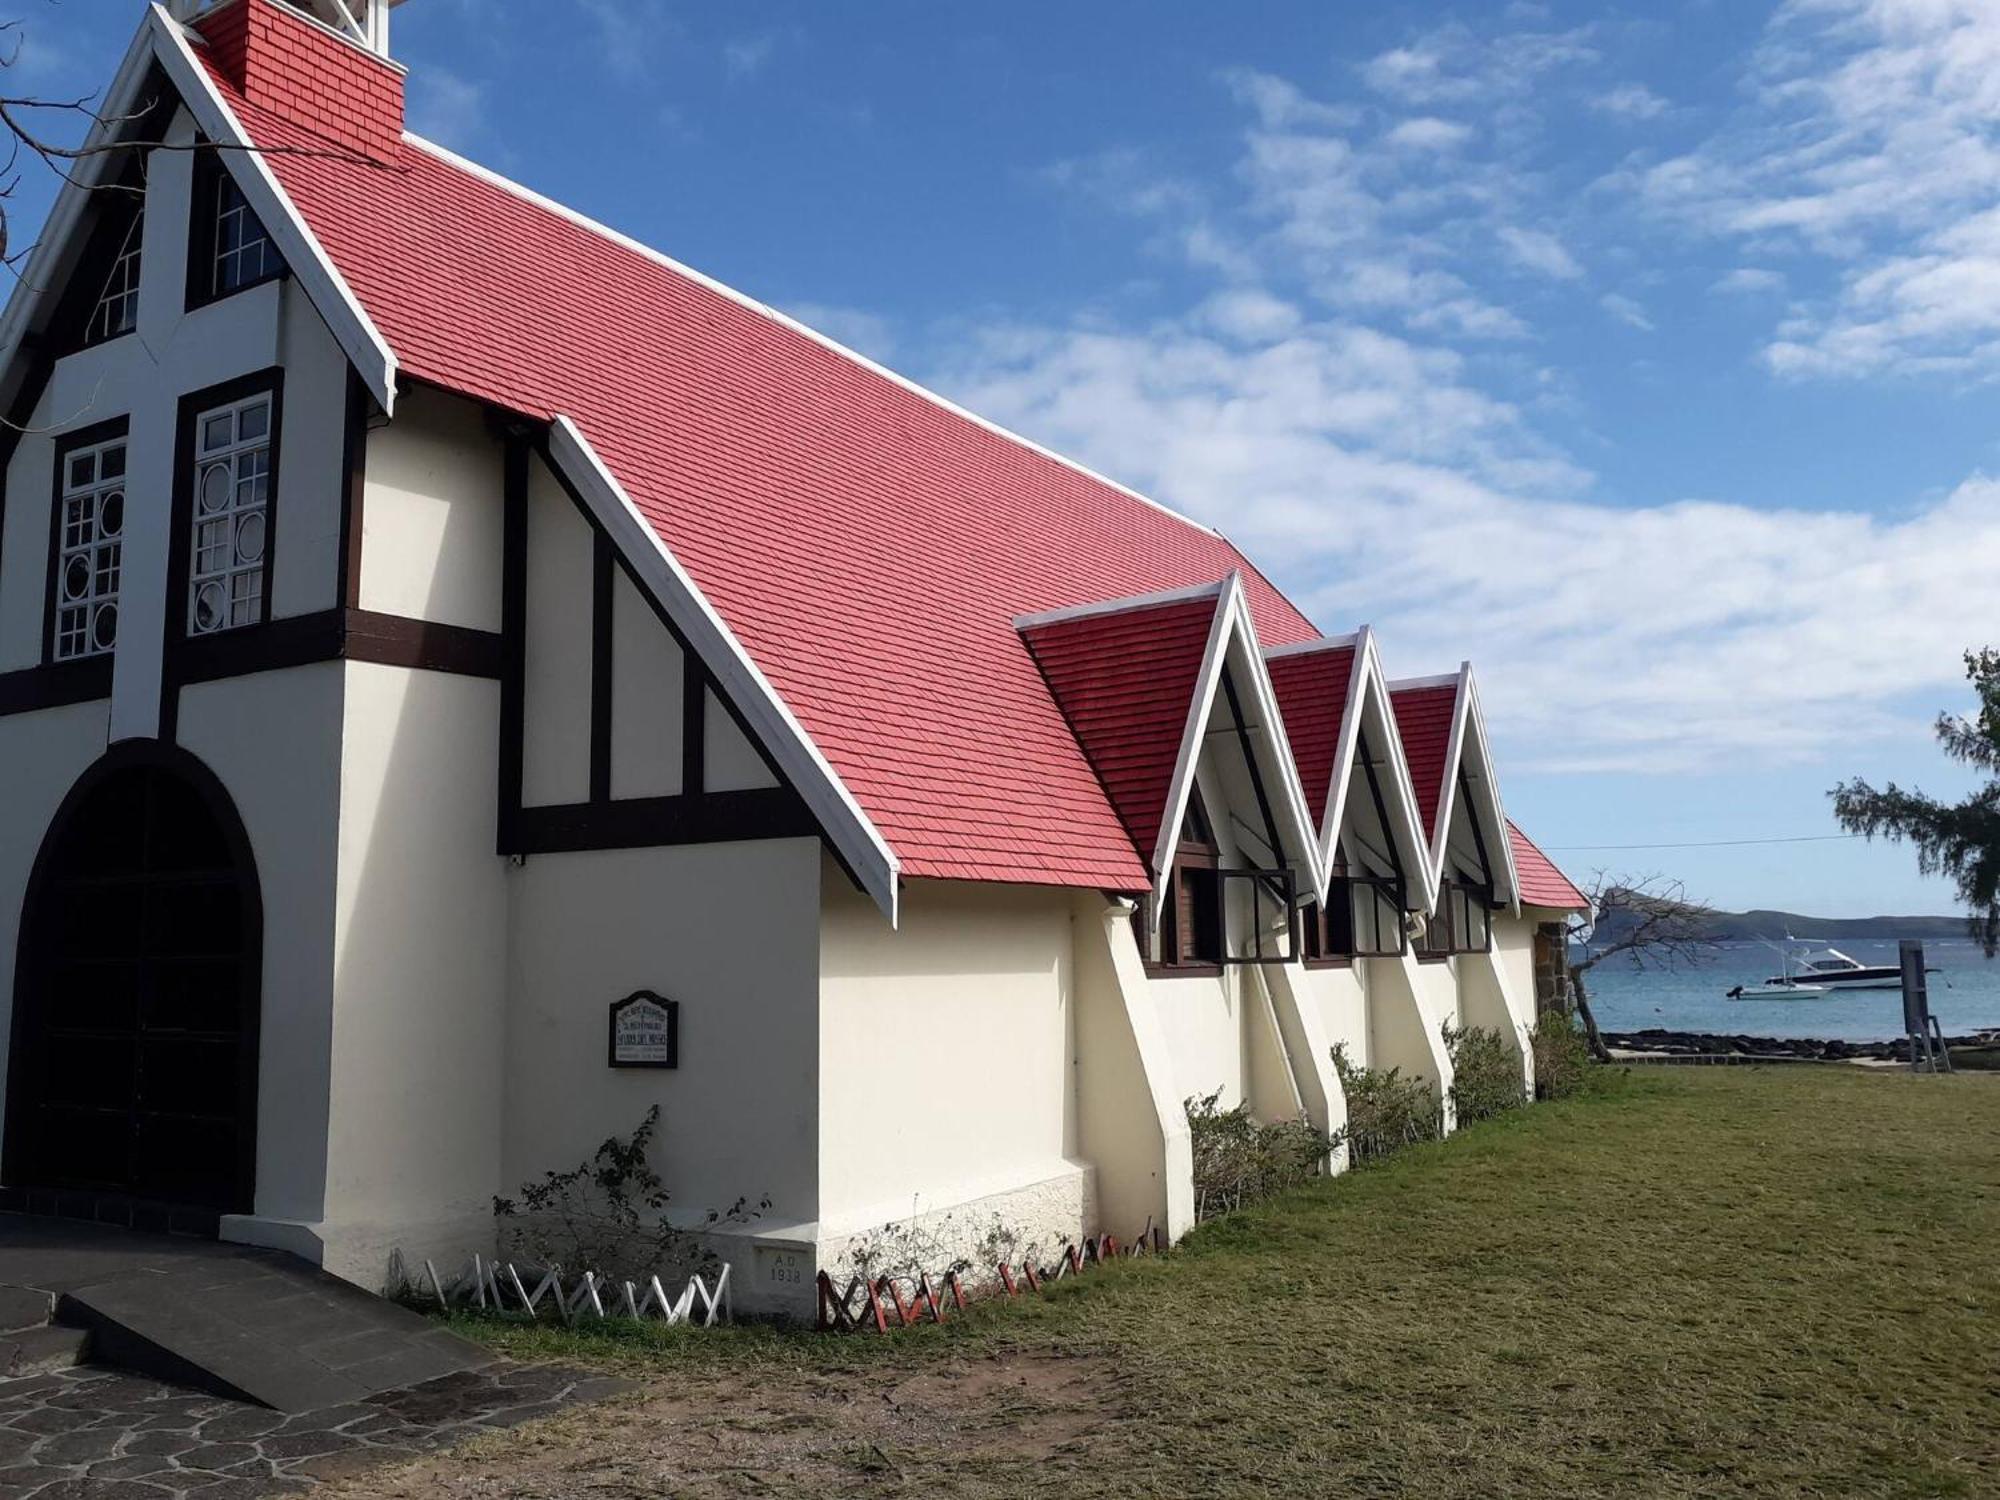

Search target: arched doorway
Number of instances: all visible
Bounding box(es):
[5,745,261,1215]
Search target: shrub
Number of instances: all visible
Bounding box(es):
[493,1106,767,1283]
[1443,1021,1527,1124]
[1186,1089,1332,1221]
[1532,1010,1592,1101]
[1331,1046,1442,1166]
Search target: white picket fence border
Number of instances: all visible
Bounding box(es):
[423,1253,732,1328]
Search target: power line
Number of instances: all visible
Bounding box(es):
[1544,833,1865,852]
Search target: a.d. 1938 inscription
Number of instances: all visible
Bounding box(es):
[608,991,679,1069]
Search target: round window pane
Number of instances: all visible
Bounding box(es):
[199,463,231,513]
[92,602,117,652]
[99,490,124,538]
[63,556,89,600]
[235,511,266,565]
[194,581,227,633]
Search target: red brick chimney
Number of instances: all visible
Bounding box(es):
[190,0,406,165]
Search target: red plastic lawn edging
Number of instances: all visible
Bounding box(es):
[815,1226,1168,1332]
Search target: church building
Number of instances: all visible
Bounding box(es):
[0,0,1586,1320]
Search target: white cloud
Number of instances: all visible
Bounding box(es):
[1713,267,1787,295]
[725,28,800,80]
[933,313,2000,772]
[1386,117,1476,152]
[1196,289,1302,343]
[1590,83,1669,121]
[1599,292,1655,330]
[1498,225,1583,280]
[1632,0,2000,377]
[1362,23,1598,105]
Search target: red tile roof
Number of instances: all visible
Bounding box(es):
[1265,644,1356,829]
[1389,683,1459,843]
[1508,821,1588,910]
[1021,593,1223,877]
[193,1,1320,893]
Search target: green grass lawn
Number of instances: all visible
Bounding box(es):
[382,1068,2000,1499]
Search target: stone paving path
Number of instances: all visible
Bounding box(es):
[0,1359,632,1498]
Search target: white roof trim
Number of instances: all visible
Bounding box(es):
[404,130,1225,542]
[1387,671,1463,692]
[1426,664,1473,886]
[0,21,158,380]
[150,4,399,414]
[547,416,901,924]
[1147,575,1324,917]
[1457,671,1520,914]
[1012,578,1228,632]
[1265,630,1360,661]
[1319,630,1439,912]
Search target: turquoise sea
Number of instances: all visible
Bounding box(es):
[1582,938,2000,1042]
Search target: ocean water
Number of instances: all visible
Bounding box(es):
[1581,938,2000,1042]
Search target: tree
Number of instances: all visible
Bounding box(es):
[1564,876,1718,1062]
[1831,648,2000,958]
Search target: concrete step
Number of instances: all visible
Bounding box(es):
[0,1284,53,1335]
[0,1324,89,1377]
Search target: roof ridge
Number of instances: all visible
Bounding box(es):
[399,129,1230,545]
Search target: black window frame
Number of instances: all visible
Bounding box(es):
[1220,867,1299,966]
[1304,873,1406,965]
[167,367,286,651]
[185,149,287,313]
[44,416,132,668]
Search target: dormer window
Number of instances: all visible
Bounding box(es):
[188,154,286,309]
[85,209,143,345]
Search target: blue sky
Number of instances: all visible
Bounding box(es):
[19,0,2000,917]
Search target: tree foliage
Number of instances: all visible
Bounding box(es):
[1832,648,2000,957]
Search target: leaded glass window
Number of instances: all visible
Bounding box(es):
[54,436,126,660]
[187,393,272,635]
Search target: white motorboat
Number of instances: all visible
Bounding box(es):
[1767,946,1906,991]
[1727,979,1832,1001]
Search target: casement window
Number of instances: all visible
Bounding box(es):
[1418,878,1494,958]
[1138,795,1225,974]
[1220,867,1298,965]
[186,389,276,635]
[1302,874,1406,965]
[84,209,143,345]
[188,154,285,308]
[49,424,129,662]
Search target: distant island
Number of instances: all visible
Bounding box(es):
[1590,904,1970,946]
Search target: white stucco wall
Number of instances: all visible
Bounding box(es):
[1300,961,1373,1070]
[521,455,592,807]
[609,569,683,800]
[817,869,1087,1240]
[176,665,344,1231]
[0,702,114,1137]
[309,661,507,1286]
[1366,953,1457,1132]
[501,836,823,1233]
[357,385,504,630]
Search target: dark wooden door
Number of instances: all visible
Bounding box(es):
[7,758,260,1212]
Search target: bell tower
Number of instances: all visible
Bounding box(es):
[167,0,405,59]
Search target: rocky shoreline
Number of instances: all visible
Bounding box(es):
[1604,1027,2000,1064]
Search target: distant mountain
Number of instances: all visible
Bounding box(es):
[1589,905,1970,946]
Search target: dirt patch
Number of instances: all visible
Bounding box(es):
[324,1349,1120,1499]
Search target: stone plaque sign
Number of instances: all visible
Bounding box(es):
[608,990,679,1069]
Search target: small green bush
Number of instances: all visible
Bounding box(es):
[1186,1089,1332,1221]
[1331,1046,1442,1166]
[1443,1021,1527,1124]
[1532,1010,1592,1100]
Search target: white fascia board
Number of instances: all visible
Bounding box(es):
[1148,580,1238,917]
[1012,577,1228,632]
[1315,626,1374,867]
[1386,670,1464,692]
[149,4,399,414]
[405,130,1224,541]
[0,20,158,377]
[1335,635,1439,912]
[547,416,901,924]
[1265,629,1360,662]
[1426,664,1474,894]
[1458,670,1521,915]
[1221,590,1326,903]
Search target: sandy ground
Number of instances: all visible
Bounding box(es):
[324,1349,1116,1499]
